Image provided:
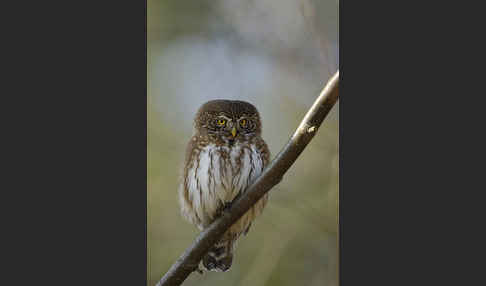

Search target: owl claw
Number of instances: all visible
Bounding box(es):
[223,202,232,212]
[216,202,232,217]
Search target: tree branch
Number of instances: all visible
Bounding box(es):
[155,71,339,286]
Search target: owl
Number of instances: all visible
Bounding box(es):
[179,99,270,272]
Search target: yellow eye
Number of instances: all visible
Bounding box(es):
[240,119,247,127]
[217,119,226,126]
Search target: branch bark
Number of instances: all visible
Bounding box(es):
[155,71,339,286]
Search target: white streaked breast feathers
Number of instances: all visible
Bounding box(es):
[180,143,265,230]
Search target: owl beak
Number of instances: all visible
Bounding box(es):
[231,127,237,137]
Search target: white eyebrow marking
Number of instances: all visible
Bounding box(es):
[218,114,232,121]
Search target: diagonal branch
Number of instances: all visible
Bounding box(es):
[155,70,339,286]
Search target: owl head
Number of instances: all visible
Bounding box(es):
[194,100,262,145]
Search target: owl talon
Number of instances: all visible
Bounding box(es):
[223,202,232,212]
[222,202,233,215]
[216,202,232,217]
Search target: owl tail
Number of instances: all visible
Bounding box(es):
[202,240,234,272]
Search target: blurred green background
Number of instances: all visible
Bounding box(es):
[148,1,339,285]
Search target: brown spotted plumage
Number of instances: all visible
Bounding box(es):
[179,100,270,272]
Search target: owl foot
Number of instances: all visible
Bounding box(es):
[223,202,232,212]
[216,202,233,217]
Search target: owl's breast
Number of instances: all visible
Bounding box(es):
[208,144,263,201]
[185,143,264,227]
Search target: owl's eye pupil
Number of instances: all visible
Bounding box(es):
[217,119,226,126]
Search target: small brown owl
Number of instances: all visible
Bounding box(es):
[179,99,270,272]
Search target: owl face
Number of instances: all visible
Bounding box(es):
[194,100,262,145]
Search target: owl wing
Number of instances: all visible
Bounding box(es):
[242,137,271,235]
[255,137,270,168]
[178,136,203,227]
